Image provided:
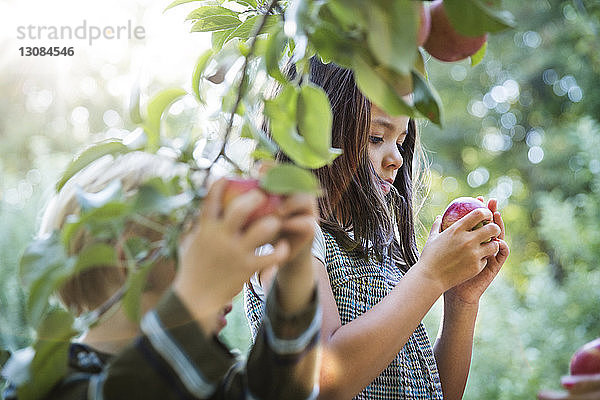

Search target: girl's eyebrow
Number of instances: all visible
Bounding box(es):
[371,117,409,135]
[371,117,395,130]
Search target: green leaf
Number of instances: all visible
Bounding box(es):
[61,202,131,249]
[16,309,76,400]
[366,0,418,75]
[143,88,187,151]
[260,164,322,195]
[352,55,415,117]
[18,233,75,326]
[73,243,118,274]
[444,0,515,37]
[297,83,335,157]
[241,120,278,156]
[124,237,151,262]
[308,22,355,68]
[192,49,214,101]
[164,0,217,12]
[132,183,193,215]
[122,262,155,322]
[212,28,236,50]
[20,233,69,289]
[186,5,238,21]
[265,26,288,84]
[220,14,280,45]
[470,40,487,66]
[56,141,131,191]
[411,71,443,126]
[233,0,256,7]
[265,85,341,169]
[325,0,367,29]
[190,8,241,33]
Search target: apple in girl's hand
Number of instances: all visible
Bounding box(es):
[424,0,487,62]
[441,197,489,231]
[569,338,600,376]
[222,177,282,224]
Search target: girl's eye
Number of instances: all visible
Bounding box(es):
[369,136,384,144]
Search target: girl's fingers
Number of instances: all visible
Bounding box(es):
[279,193,317,217]
[200,178,227,221]
[254,239,290,271]
[562,374,600,394]
[243,215,282,249]
[281,215,316,236]
[487,198,498,213]
[494,211,506,240]
[474,222,501,244]
[494,239,510,263]
[454,207,493,232]
[538,390,600,400]
[222,190,266,232]
[480,238,500,259]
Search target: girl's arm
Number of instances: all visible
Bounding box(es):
[316,208,502,399]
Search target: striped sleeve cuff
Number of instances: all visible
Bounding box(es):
[263,285,321,355]
[139,290,233,399]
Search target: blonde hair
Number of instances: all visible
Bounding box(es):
[39,151,187,314]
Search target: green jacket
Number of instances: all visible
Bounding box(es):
[4,288,320,400]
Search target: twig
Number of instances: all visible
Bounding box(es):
[206,0,281,185]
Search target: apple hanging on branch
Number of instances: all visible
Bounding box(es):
[441,197,490,232]
[424,0,487,62]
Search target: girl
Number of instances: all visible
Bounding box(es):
[245,58,509,399]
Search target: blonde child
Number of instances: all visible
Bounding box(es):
[6,151,321,399]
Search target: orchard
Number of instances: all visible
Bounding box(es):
[1,0,599,399]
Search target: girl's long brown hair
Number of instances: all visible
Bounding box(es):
[274,57,426,271]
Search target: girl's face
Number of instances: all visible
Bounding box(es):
[367,105,410,194]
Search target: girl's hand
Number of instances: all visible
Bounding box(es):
[538,373,600,399]
[173,178,290,329]
[445,197,509,305]
[417,206,501,293]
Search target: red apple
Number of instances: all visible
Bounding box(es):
[222,177,282,224]
[441,197,489,231]
[570,338,600,376]
[424,0,487,62]
[417,3,432,47]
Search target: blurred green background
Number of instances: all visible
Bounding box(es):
[1,0,599,398]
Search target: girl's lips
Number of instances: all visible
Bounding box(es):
[377,176,392,193]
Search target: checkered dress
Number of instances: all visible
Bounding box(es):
[244,229,444,399]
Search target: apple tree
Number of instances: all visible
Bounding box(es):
[1,0,515,398]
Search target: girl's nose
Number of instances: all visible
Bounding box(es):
[384,145,403,170]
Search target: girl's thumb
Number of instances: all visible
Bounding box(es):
[429,215,442,237]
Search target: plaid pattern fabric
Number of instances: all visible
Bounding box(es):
[245,229,444,399]
[323,230,443,399]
